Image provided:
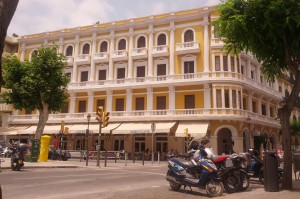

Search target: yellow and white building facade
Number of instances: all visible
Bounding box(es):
[2,6,300,157]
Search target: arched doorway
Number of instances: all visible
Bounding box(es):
[243,130,251,152]
[217,128,233,155]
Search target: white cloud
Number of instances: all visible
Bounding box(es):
[8,0,220,36]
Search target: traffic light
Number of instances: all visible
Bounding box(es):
[96,106,104,123]
[102,112,110,127]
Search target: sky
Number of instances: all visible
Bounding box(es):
[8,0,221,36]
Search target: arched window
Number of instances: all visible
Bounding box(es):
[137,36,146,48]
[118,39,126,50]
[100,41,108,52]
[157,34,166,46]
[82,43,90,54]
[31,50,38,57]
[184,30,194,42]
[66,46,73,56]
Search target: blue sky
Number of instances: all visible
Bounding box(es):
[8,0,221,36]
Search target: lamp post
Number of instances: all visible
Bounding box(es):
[151,122,156,165]
[86,114,91,166]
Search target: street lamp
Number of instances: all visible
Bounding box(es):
[86,114,91,166]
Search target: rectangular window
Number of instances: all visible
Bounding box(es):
[230,57,235,72]
[260,75,263,83]
[97,99,105,110]
[241,65,245,75]
[184,95,195,109]
[136,66,145,78]
[114,139,124,151]
[65,72,71,78]
[116,98,124,111]
[157,64,166,76]
[225,90,230,108]
[262,104,266,116]
[184,61,194,74]
[25,109,31,115]
[270,107,274,117]
[223,56,228,71]
[156,96,166,110]
[237,59,240,73]
[98,70,106,80]
[215,56,220,71]
[251,70,254,79]
[135,97,144,111]
[243,98,247,110]
[61,103,69,113]
[252,101,257,113]
[214,28,219,38]
[81,71,88,82]
[232,91,237,108]
[216,90,222,108]
[117,68,125,79]
[78,100,86,113]
[238,91,242,109]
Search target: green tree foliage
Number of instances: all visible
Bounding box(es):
[2,44,70,139]
[214,0,300,189]
[290,120,300,149]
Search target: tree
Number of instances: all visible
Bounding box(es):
[0,0,19,89]
[2,44,70,139]
[214,0,300,189]
[290,120,300,149]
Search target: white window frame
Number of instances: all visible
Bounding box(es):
[181,28,196,43]
[81,42,91,54]
[64,44,74,56]
[98,40,109,53]
[181,55,196,74]
[114,62,127,79]
[78,65,90,82]
[96,64,108,80]
[155,32,169,46]
[134,60,147,78]
[154,58,169,76]
[116,37,128,50]
[135,34,147,48]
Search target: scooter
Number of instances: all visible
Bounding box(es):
[11,147,24,171]
[166,146,224,197]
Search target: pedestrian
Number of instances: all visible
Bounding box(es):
[53,135,59,150]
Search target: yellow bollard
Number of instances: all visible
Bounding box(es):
[39,135,51,162]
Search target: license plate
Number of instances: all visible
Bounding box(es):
[18,160,23,164]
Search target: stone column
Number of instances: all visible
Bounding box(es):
[204,84,211,114]
[69,93,76,113]
[106,90,113,112]
[168,86,175,115]
[87,91,94,113]
[58,37,64,54]
[72,36,80,83]
[108,31,115,80]
[148,25,154,77]
[20,44,26,61]
[169,22,175,76]
[147,87,153,116]
[127,28,134,79]
[203,15,210,73]
[90,33,97,81]
[126,89,132,113]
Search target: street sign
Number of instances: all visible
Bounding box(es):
[151,122,156,132]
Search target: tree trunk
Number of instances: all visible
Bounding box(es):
[34,102,50,139]
[0,0,19,89]
[279,107,293,189]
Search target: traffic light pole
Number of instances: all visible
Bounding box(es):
[96,122,102,167]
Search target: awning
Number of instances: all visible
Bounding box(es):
[69,123,122,134]
[175,122,209,139]
[17,125,67,135]
[112,122,176,134]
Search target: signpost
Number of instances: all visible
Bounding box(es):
[151,122,156,165]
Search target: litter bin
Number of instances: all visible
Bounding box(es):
[263,151,279,192]
[39,135,51,162]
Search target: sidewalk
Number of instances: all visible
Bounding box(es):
[1,157,300,190]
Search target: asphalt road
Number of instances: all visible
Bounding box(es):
[0,166,300,199]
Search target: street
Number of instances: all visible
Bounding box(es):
[0,165,300,199]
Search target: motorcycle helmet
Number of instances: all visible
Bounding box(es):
[188,140,199,150]
[248,148,259,157]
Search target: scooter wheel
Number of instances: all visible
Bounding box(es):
[169,181,181,191]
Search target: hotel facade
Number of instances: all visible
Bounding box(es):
[1,6,299,158]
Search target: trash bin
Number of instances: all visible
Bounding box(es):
[39,135,51,162]
[263,151,279,192]
[25,139,39,162]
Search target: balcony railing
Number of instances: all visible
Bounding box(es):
[0,103,13,112]
[152,45,168,57]
[131,48,147,59]
[76,54,91,64]
[65,56,74,66]
[94,52,109,63]
[176,41,200,54]
[111,50,128,61]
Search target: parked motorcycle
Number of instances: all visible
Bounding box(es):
[166,141,224,197]
[10,143,27,171]
[48,146,71,161]
[242,149,283,184]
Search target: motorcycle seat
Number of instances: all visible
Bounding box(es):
[171,158,194,168]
